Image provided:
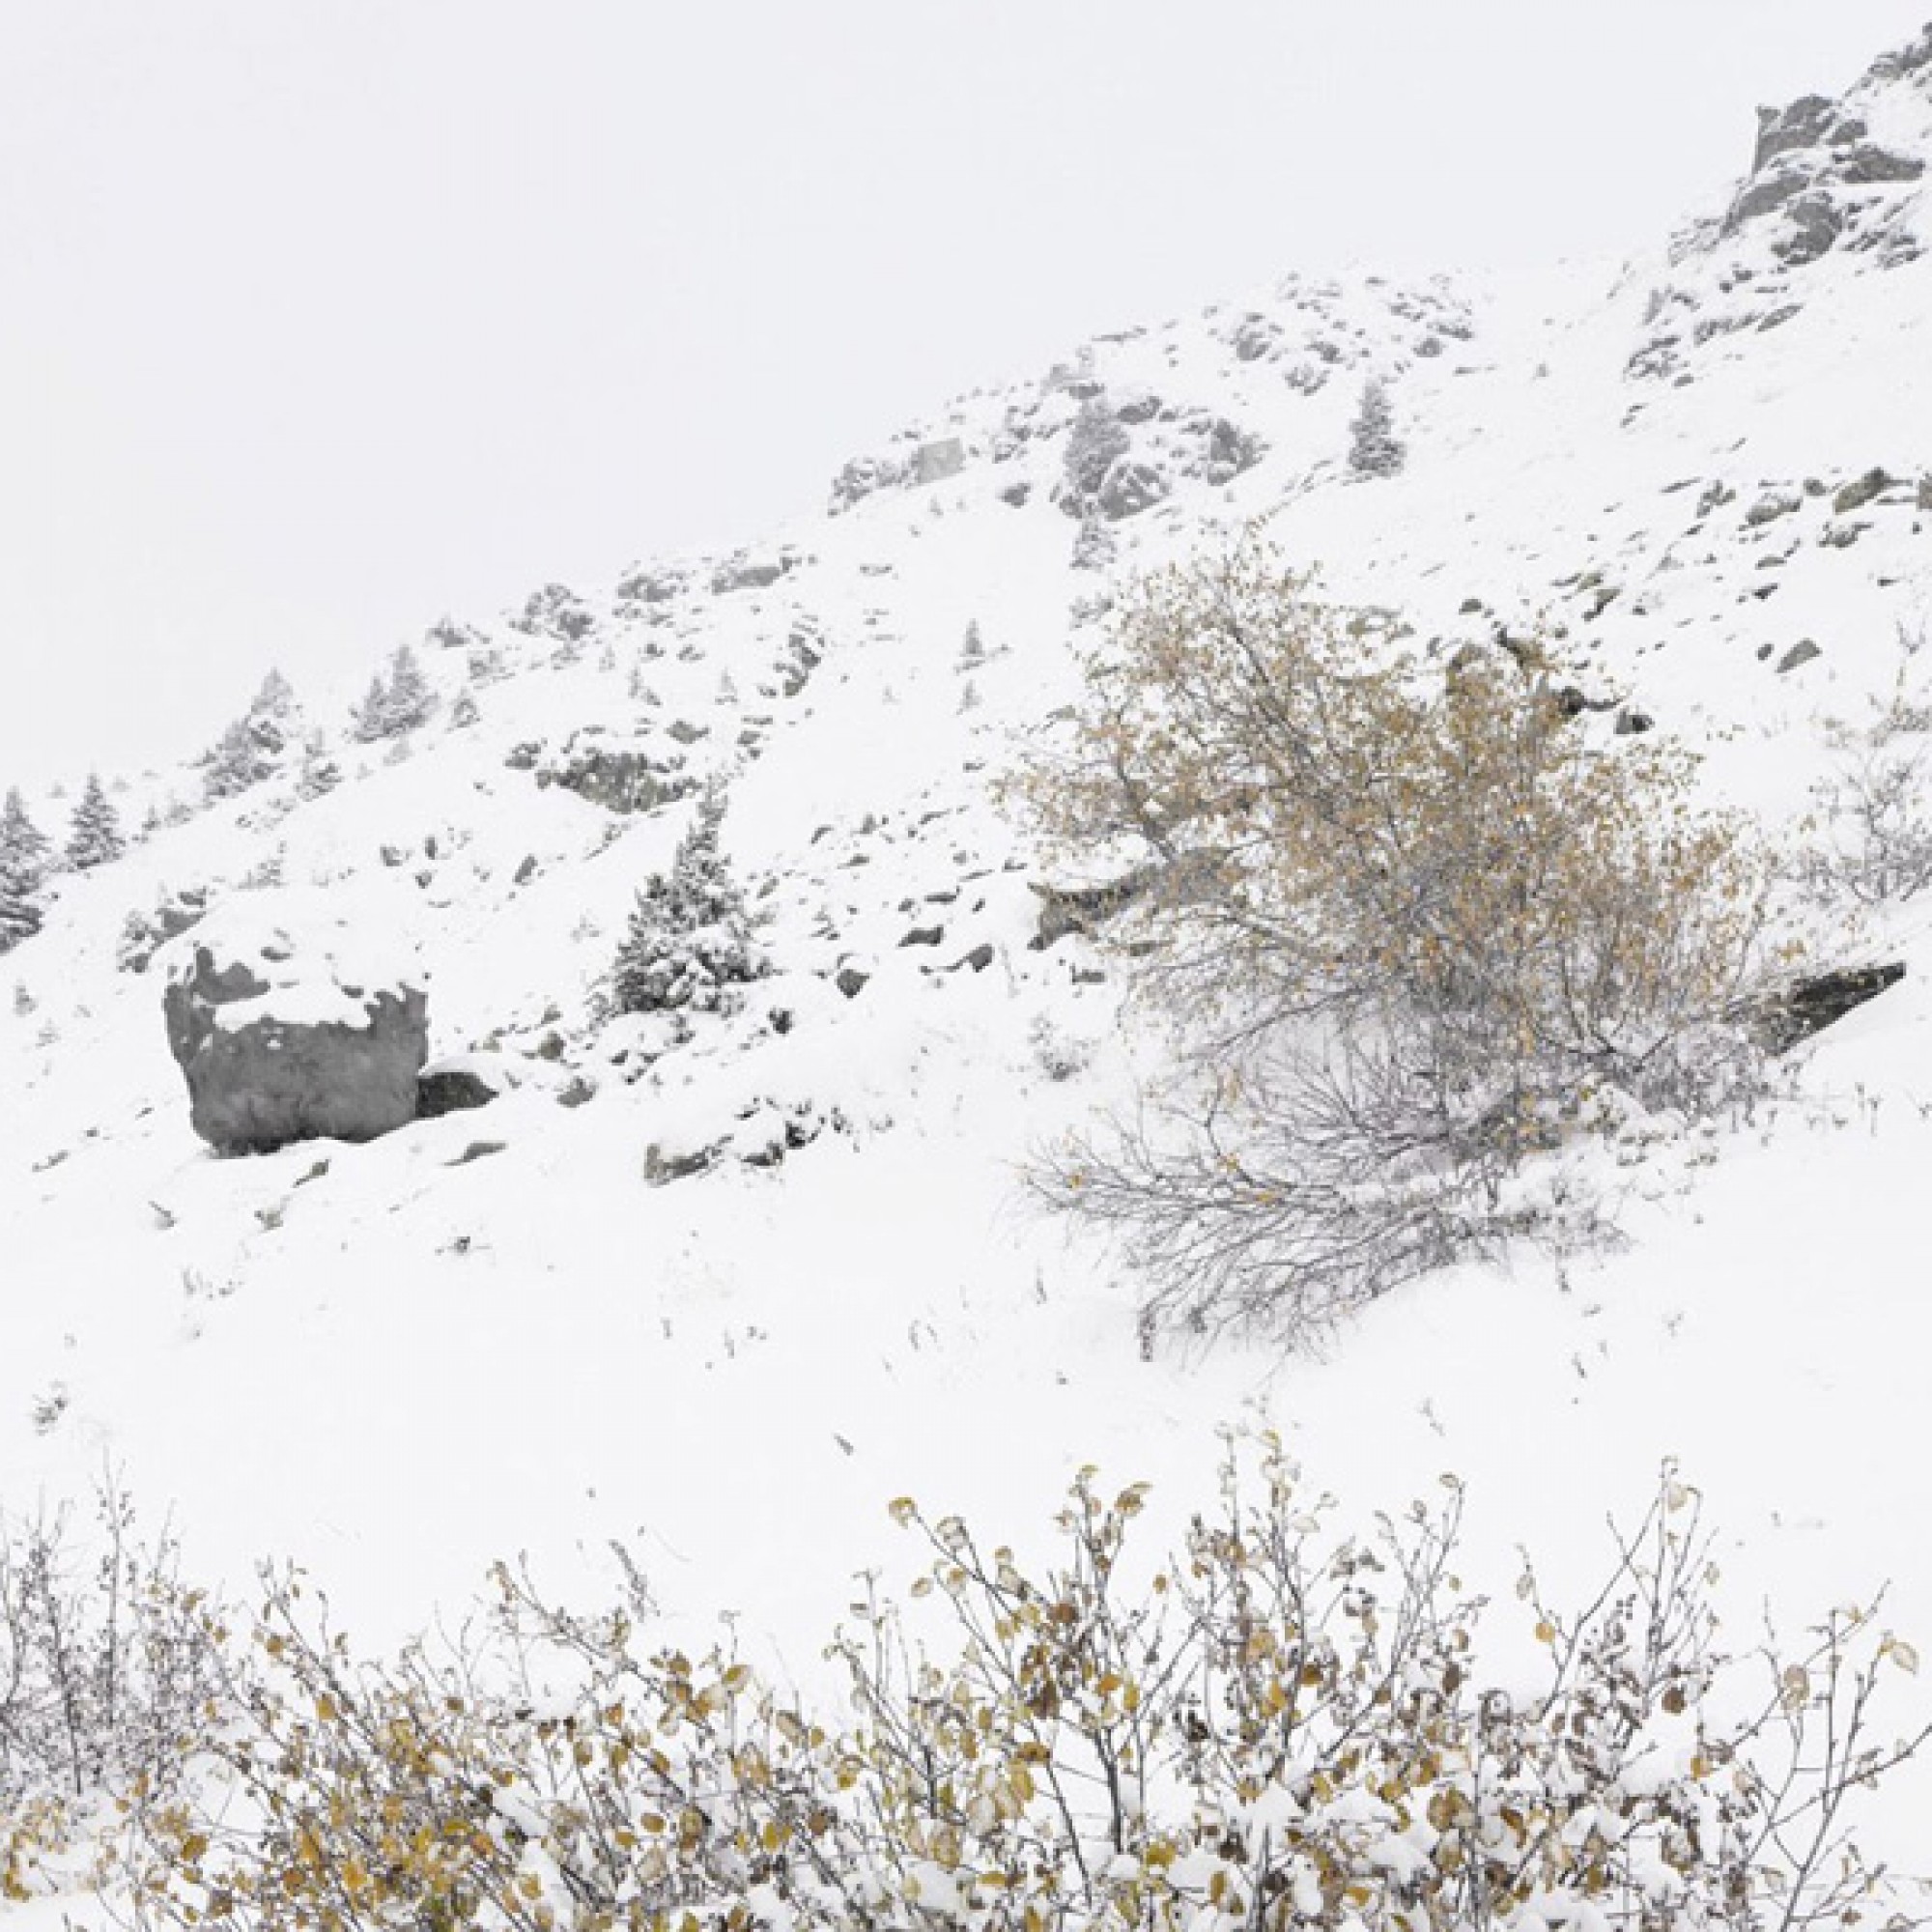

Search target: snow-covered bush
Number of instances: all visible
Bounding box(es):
[0,1487,223,1900]
[1022,540,1772,1338]
[606,786,769,1017]
[120,1448,1929,1932]
[1799,647,1932,907]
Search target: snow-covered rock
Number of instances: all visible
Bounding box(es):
[160,891,429,1153]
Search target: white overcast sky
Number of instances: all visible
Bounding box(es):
[1,0,1926,790]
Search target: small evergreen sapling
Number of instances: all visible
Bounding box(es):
[0,788,49,952]
[202,668,300,803]
[0,872,39,953]
[608,786,768,1016]
[65,774,125,871]
[1062,394,1130,510]
[0,789,52,895]
[1348,375,1406,478]
[352,642,438,742]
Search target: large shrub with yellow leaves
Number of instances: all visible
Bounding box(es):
[107,1448,1925,1932]
[1021,541,1774,1338]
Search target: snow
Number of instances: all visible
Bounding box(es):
[164,885,427,1033]
[6,20,1932,1899]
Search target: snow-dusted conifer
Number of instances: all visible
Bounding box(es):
[203,672,299,802]
[608,785,768,1016]
[352,642,437,742]
[0,869,40,952]
[1071,514,1118,573]
[351,673,389,744]
[1348,377,1406,478]
[0,789,51,896]
[1063,395,1129,508]
[65,773,125,870]
[959,619,987,668]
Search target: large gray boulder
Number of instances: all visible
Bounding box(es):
[162,894,429,1154]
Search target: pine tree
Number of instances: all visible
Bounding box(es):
[1347,377,1406,479]
[65,773,124,871]
[608,786,768,1016]
[351,643,437,743]
[202,669,300,804]
[296,733,342,800]
[0,789,51,895]
[357,673,397,740]
[383,641,436,733]
[1063,395,1130,508]
[0,869,40,953]
[959,620,987,669]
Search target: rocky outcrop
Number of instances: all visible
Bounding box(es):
[1631,30,1931,382]
[163,896,429,1155]
[1750,962,1906,1054]
[530,728,695,814]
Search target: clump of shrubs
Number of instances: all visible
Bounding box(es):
[1799,638,1932,910]
[98,1445,1928,1932]
[1021,539,1776,1339]
[0,1487,222,1900]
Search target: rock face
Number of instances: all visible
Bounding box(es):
[162,895,429,1154]
[416,1058,502,1120]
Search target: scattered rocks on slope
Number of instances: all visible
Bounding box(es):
[162,894,429,1155]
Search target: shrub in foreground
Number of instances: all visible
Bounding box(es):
[107,1447,1926,1932]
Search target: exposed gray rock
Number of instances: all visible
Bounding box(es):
[1744,489,1804,526]
[614,563,689,608]
[828,454,907,515]
[163,903,428,1155]
[416,1059,502,1119]
[1730,167,1807,229]
[1777,190,1844,265]
[1776,639,1823,673]
[711,551,795,595]
[1031,867,1159,948]
[1751,961,1904,1054]
[914,438,966,485]
[1841,145,1925,185]
[1833,468,1896,514]
[1750,95,1841,172]
[1096,456,1170,520]
[533,730,693,814]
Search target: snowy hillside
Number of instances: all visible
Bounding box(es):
[7,16,1932,1899]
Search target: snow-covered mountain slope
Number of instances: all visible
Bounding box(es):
[7,15,1932,1871]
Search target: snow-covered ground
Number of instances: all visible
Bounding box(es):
[7,17,1932,1890]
